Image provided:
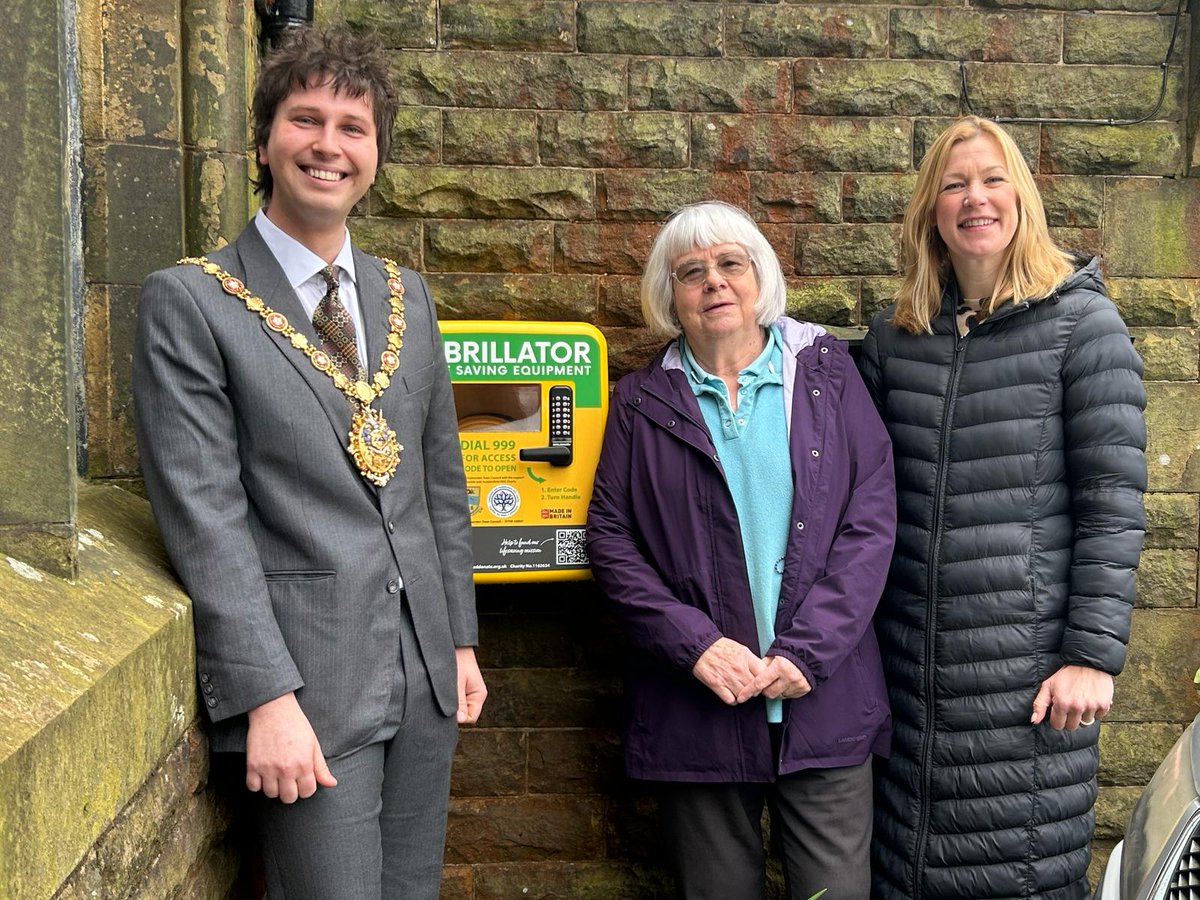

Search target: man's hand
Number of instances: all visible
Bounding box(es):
[456,646,487,724]
[245,692,337,803]
[692,637,767,705]
[735,655,812,704]
[1030,664,1113,731]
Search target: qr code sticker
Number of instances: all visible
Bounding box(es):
[556,528,589,566]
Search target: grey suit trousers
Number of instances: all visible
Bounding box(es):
[253,600,458,900]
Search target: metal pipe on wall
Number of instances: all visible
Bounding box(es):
[254,0,314,50]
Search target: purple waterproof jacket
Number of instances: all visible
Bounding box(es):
[586,317,897,782]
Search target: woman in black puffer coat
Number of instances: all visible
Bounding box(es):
[862,117,1146,900]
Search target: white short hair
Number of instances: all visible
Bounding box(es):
[640,201,786,338]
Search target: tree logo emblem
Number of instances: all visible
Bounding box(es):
[487,485,520,518]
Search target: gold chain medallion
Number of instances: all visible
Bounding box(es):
[349,406,401,486]
[179,255,408,486]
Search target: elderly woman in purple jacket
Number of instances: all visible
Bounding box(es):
[586,201,897,899]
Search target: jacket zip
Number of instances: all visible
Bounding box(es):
[912,328,969,900]
[909,303,1035,896]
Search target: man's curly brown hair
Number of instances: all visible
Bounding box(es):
[251,26,397,199]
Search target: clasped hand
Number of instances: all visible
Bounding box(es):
[692,637,812,706]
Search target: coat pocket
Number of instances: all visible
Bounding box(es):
[263,571,338,659]
[264,569,336,582]
[850,645,880,714]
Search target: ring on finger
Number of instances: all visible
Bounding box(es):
[1080,717,1096,726]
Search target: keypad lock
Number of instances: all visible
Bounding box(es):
[519,385,573,466]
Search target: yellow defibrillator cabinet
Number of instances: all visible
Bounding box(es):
[441,321,609,583]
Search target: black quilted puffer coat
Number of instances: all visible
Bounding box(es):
[861,257,1147,900]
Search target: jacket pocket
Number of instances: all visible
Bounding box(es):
[263,572,337,616]
[851,646,880,714]
[264,572,337,625]
[264,570,336,582]
[263,574,339,678]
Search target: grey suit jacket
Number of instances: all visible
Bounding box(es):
[132,222,476,757]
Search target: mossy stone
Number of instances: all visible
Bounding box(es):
[373,165,594,221]
[794,59,960,117]
[1129,327,1198,381]
[1144,492,1198,549]
[785,279,858,326]
[1134,548,1197,608]
[1105,179,1200,277]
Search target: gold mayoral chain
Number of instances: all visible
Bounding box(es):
[177,256,407,487]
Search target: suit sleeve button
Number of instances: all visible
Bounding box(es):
[206,697,218,708]
[200,673,210,683]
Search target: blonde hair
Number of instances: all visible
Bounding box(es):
[641,201,786,338]
[892,116,1074,334]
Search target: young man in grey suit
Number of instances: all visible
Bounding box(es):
[132,27,484,899]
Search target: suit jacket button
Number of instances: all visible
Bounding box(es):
[387,520,395,534]
[387,580,400,594]
[206,697,218,708]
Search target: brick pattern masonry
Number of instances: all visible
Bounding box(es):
[74,0,1200,896]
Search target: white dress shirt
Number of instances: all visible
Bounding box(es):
[254,208,368,368]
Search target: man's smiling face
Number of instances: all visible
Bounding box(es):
[257,79,378,242]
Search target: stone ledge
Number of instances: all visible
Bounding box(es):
[0,482,198,899]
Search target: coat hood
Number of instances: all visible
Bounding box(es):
[659,317,828,373]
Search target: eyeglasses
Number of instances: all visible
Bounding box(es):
[670,252,754,287]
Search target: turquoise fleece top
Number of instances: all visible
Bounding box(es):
[680,325,794,723]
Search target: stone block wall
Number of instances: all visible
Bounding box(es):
[1,486,240,899]
[59,0,1200,897]
[442,585,682,898]
[79,0,255,483]
[323,1,1200,891]
[54,726,240,900]
[0,0,77,576]
[326,0,1194,376]
[2,2,258,898]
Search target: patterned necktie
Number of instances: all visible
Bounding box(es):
[312,265,365,383]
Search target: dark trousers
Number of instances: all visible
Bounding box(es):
[658,758,874,900]
[252,601,458,900]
